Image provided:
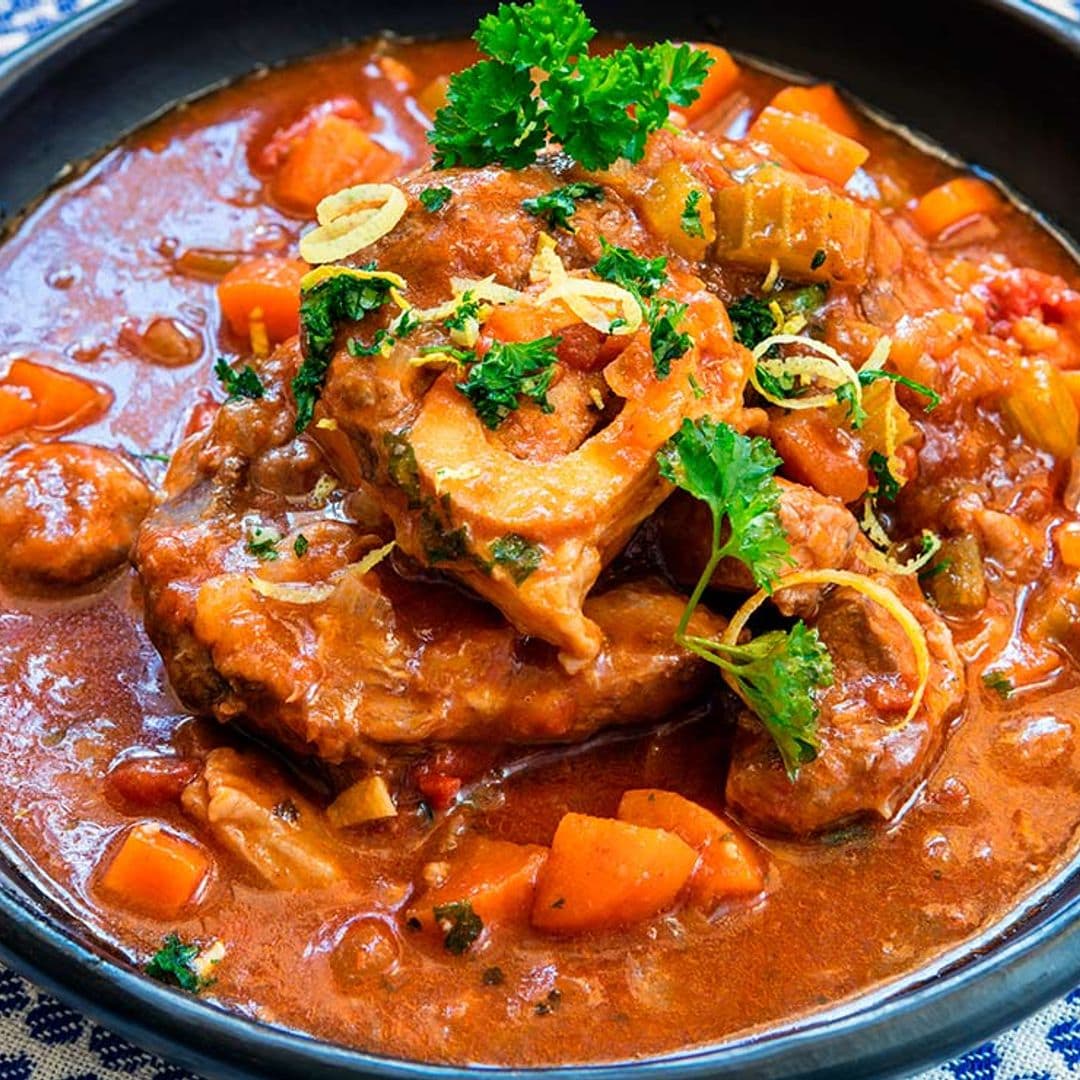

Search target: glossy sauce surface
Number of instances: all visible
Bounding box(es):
[0,38,1079,1067]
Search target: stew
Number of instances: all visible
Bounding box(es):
[1,1,1079,1066]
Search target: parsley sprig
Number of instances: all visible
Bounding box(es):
[522,181,603,231]
[214,358,264,402]
[430,0,713,171]
[657,417,832,777]
[456,335,561,428]
[145,934,213,994]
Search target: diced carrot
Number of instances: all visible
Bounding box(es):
[769,84,860,139]
[217,255,307,345]
[616,790,764,908]
[641,159,716,260]
[4,358,110,429]
[484,300,573,344]
[257,96,371,172]
[748,106,869,187]
[416,75,450,120]
[1056,522,1080,569]
[770,409,869,503]
[408,837,548,938]
[675,44,740,124]
[911,176,1001,239]
[1061,369,1080,413]
[531,812,698,934]
[0,386,37,436]
[98,822,210,917]
[271,114,401,214]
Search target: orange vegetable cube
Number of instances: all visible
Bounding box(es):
[770,84,860,139]
[271,114,401,214]
[617,790,764,907]
[217,255,308,345]
[0,386,37,436]
[675,44,740,124]
[531,812,698,934]
[408,837,548,939]
[416,75,450,120]
[4,358,110,429]
[748,106,869,187]
[912,176,1001,239]
[770,409,870,504]
[1056,522,1080,569]
[98,822,210,917]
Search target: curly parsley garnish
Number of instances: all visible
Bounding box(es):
[648,298,692,378]
[429,0,713,171]
[522,181,603,231]
[419,185,453,211]
[657,417,832,776]
[594,238,667,297]
[456,335,561,428]
[433,900,484,955]
[728,296,776,352]
[490,533,543,583]
[868,451,901,502]
[145,934,213,993]
[214,358,264,402]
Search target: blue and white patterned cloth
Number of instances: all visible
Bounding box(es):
[1,1,1079,1076]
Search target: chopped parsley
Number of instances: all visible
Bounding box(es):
[810,248,827,270]
[657,418,831,777]
[245,524,280,561]
[136,451,171,465]
[444,292,483,334]
[490,533,543,583]
[594,238,667,298]
[433,900,484,954]
[868,451,901,502]
[680,189,705,238]
[419,185,453,211]
[728,296,776,352]
[293,534,309,558]
[648,297,692,378]
[983,670,1013,699]
[522,181,604,231]
[214,358,264,402]
[429,0,713,171]
[456,335,561,428]
[145,934,211,993]
[294,268,400,431]
[858,368,940,412]
[348,308,420,359]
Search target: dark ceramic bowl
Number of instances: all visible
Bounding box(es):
[0,1,1078,1077]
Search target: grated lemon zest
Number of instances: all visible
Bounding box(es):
[859,527,943,576]
[407,351,467,370]
[315,418,339,431]
[589,387,605,411]
[751,333,863,414]
[249,307,270,358]
[723,568,930,728]
[249,576,337,605]
[300,183,407,264]
[529,233,568,284]
[300,264,410,311]
[537,276,642,336]
[761,257,781,293]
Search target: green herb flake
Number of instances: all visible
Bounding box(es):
[420,185,453,212]
[983,670,1013,699]
[490,534,543,583]
[433,900,484,955]
[648,298,691,379]
[293,534,309,558]
[680,189,705,238]
[594,237,667,297]
[214,358,264,402]
[444,291,483,334]
[728,296,776,352]
[246,524,280,562]
[456,335,561,428]
[522,181,604,231]
[810,248,827,270]
[868,451,901,502]
[145,934,211,993]
[858,368,941,412]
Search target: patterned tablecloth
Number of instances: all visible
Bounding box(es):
[1,0,1079,1077]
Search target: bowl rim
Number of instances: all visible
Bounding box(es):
[0,1,1078,1078]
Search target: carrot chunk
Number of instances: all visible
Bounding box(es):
[748,106,869,187]
[217,255,307,345]
[4,358,110,430]
[99,822,210,917]
[770,409,869,503]
[531,812,698,934]
[912,176,1001,239]
[617,790,764,908]
[0,386,37,436]
[770,84,860,139]
[675,44,740,123]
[271,114,401,214]
[408,837,548,939]
[1056,522,1080,569]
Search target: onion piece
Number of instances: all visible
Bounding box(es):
[538,277,642,336]
[248,577,337,605]
[299,183,407,264]
[722,568,930,728]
